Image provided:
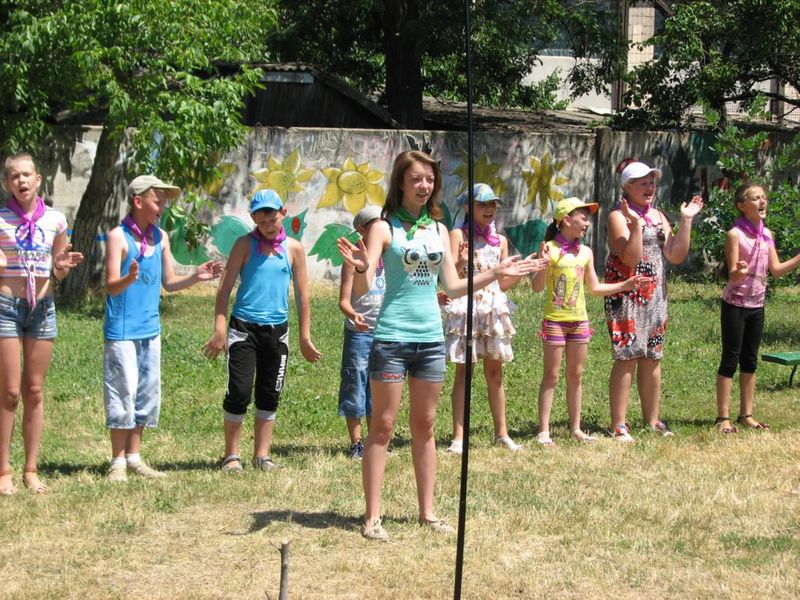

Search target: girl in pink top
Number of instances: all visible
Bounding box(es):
[715,183,800,433]
[0,153,83,495]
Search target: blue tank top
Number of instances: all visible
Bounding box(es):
[104,226,163,341]
[232,236,291,325]
[374,215,445,343]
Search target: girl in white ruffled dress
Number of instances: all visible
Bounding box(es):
[444,184,545,454]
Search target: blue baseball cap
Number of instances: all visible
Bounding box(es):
[455,183,502,206]
[250,189,284,213]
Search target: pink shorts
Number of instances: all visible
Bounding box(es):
[541,319,592,346]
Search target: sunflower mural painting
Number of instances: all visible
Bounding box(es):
[251,148,315,202]
[450,153,506,198]
[522,152,569,212]
[319,158,386,215]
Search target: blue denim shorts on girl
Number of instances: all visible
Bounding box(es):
[369,340,446,383]
[338,328,374,418]
[0,292,57,339]
[103,336,162,429]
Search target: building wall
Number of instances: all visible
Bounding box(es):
[40,124,796,282]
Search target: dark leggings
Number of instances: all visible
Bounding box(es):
[717,300,764,378]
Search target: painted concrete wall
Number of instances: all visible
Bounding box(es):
[35,124,796,281]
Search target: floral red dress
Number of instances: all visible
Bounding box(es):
[604,210,669,360]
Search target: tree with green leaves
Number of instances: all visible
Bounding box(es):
[599,0,800,128]
[269,1,618,125]
[0,0,277,301]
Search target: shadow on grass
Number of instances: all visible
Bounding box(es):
[248,510,363,533]
[38,458,221,477]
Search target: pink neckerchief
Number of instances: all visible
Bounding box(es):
[122,215,154,260]
[250,226,287,255]
[7,195,46,310]
[554,232,580,257]
[625,200,656,226]
[734,216,773,249]
[461,221,500,247]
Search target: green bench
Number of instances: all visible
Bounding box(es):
[762,352,800,386]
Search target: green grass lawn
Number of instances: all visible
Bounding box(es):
[1,281,798,599]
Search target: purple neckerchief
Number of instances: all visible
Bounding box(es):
[462,221,500,247]
[7,195,46,310]
[554,232,580,257]
[250,226,287,255]
[122,215,154,260]
[734,216,773,249]
[624,200,656,226]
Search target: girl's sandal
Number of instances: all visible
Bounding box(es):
[22,470,47,494]
[714,416,738,434]
[736,415,770,430]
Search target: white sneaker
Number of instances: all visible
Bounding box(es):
[107,462,128,483]
[446,440,463,455]
[495,436,523,451]
[128,462,166,479]
[613,424,634,443]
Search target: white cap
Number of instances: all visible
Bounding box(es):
[620,162,662,187]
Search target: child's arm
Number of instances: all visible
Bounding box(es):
[438,223,545,298]
[607,200,643,268]
[767,229,800,277]
[337,220,391,297]
[202,236,246,359]
[51,231,84,281]
[531,241,550,293]
[583,247,647,295]
[724,229,748,282]
[663,194,703,265]
[160,229,223,292]
[498,235,522,291]
[105,227,139,296]
[290,238,322,362]
[0,247,6,272]
[338,262,368,330]
[450,228,468,277]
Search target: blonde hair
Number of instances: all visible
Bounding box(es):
[3,152,38,178]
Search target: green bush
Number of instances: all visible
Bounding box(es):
[690,99,800,285]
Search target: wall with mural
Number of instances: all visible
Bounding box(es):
[39,125,797,281]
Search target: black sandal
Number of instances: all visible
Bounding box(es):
[714,416,738,434]
[736,415,770,430]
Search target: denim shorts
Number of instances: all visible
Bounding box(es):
[103,337,162,429]
[0,292,57,339]
[369,339,446,383]
[338,328,374,418]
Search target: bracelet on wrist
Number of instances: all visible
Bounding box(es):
[355,264,368,274]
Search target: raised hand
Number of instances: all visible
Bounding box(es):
[497,254,544,278]
[196,260,224,280]
[54,243,84,270]
[337,237,368,272]
[681,194,704,218]
[731,260,749,281]
[618,199,641,226]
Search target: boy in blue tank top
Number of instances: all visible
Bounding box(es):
[203,190,321,472]
[104,175,223,482]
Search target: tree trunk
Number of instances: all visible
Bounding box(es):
[59,126,121,303]
[383,0,424,128]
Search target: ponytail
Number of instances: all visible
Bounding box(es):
[544,219,559,243]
